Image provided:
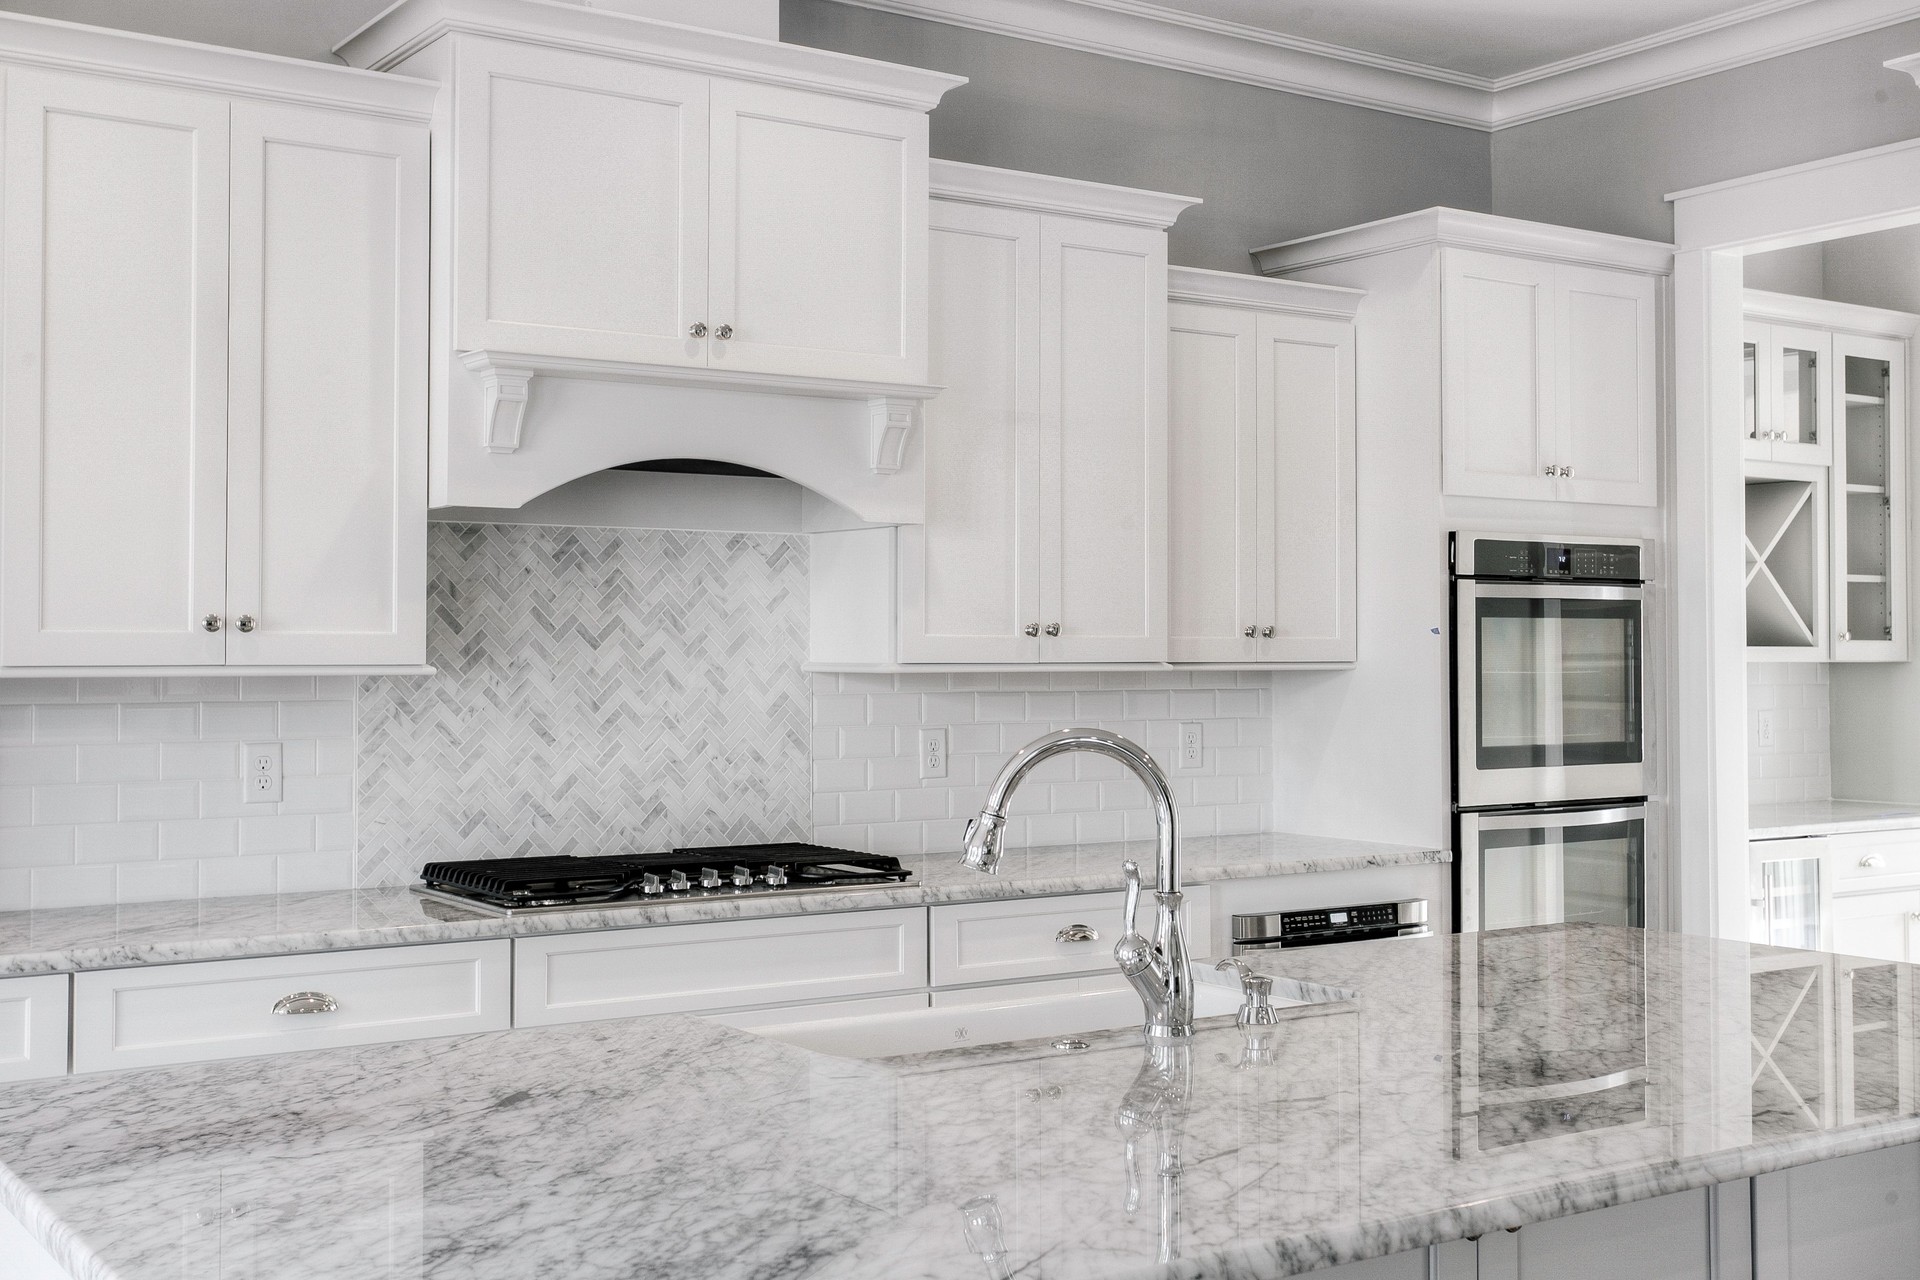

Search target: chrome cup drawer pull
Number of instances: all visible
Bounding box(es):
[1055,923,1099,943]
[272,991,339,1016]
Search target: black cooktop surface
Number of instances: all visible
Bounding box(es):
[418,843,911,909]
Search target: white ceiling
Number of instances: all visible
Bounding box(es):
[1141,0,1820,82]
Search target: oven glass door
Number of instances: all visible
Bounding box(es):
[1457,581,1645,807]
[1461,805,1646,932]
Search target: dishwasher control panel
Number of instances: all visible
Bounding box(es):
[1232,898,1429,951]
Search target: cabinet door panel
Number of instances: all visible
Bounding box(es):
[1557,265,1658,507]
[1040,216,1168,662]
[1768,323,1835,466]
[1442,249,1555,501]
[226,102,427,665]
[1258,311,1356,661]
[1753,1143,1920,1279]
[902,201,1041,662]
[1831,887,1920,964]
[1,70,229,665]
[1515,1188,1712,1280]
[452,41,708,365]
[708,81,926,384]
[1169,302,1259,663]
[1746,319,1775,460]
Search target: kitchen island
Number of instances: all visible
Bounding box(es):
[2,922,1916,1279]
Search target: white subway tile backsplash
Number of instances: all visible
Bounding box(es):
[115,860,197,904]
[240,814,316,856]
[118,704,199,742]
[196,857,275,898]
[276,850,352,893]
[76,744,162,784]
[279,701,352,737]
[0,870,27,911]
[0,789,30,828]
[159,818,239,860]
[199,702,278,741]
[0,826,73,869]
[1748,663,1831,805]
[118,783,200,822]
[33,705,119,743]
[0,708,29,745]
[34,784,119,825]
[0,746,77,784]
[30,864,114,908]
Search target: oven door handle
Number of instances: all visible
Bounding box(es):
[1461,803,1647,832]
[1461,581,1642,602]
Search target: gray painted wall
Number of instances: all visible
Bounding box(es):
[781,0,1492,272]
[1490,19,1920,243]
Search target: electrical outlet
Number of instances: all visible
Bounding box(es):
[919,727,948,780]
[247,742,283,803]
[1757,712,1776,749]
[1178,722,1204,771]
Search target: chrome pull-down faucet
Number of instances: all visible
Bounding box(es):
[961,727,1194,1041]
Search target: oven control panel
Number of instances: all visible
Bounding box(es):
[1458,536,1642,583]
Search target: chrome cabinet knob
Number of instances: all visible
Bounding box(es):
[1563,466,1575,478]
[1055,923,1099,943]
[640,872,663,895]
[699,867,721,889]
[1544,465,1557,476]
[235,615,256,633]
[202,614,222,632]
[714,324,733,340]
[1044,622,1060,636]
[1841,631,1853,642]
[1024,623,1040,637]
[1262,626,1276,638]
[1243,625,1256,638]
[1862,853,1887,869]
[732,864,755,887]
[272,991,338,1016]
[689,322,708,338]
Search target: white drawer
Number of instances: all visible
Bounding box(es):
[929,885,1212,989]
[512,907,930,1027]
[0,974,69,1082]
[1831,831,1920,885]
[72,941,511,1073]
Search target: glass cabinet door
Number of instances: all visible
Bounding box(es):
[1835,336,1905,657]
[1766,323,1834,463]
[1757,856,1823,951]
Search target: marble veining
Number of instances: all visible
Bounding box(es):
[0,832,1448,977]
[1749,797,1920,839]
[3,925,1919,1280]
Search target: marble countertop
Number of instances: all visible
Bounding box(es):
[3,923,1916,1280]
[1750,798,1920,839]
[0,832,1447,977]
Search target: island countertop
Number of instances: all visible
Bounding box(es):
[2,923,1916,1280]
[0,831,1446,976]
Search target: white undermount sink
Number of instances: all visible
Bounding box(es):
[730,965,1351,1060]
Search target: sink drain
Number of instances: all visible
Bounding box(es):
[1050,1037,1090,1052]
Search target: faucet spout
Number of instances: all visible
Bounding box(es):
[962,728,1192,1040]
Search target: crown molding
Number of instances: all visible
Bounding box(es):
[0,9,438,121]
[1744,287,1920,335]
[1166,265,1364,318]
[827,0,1920,131]
[930,159,1201,227]
[1252,207,1674,276]
[337,0,965,110]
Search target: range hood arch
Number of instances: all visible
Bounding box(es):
[440,351,937,525]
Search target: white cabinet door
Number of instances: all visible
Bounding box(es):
[1258,310,1357,661]
[1168,301,1260,663]
[1039,215,1168,662]
[1746,319,1776,460]
[1,70,230,666]
[450,40,709,366]
[1442,248,1556,502]
[1557,264,1658,507]
[1501,1188,1714,1280]
[1767,323,1835,467]
[0,974,69,1083]
[902,199,1042,663]
[1754,1143,1920,1279]
[226,102,428,666]
[707,80,926,385]
[1832,886,1920,963]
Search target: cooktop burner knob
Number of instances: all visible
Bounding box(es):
[732,865,755,888]
[641,872,664,896]
[765,865,788,887]
[667,870,690,892]
[699,867,722,889]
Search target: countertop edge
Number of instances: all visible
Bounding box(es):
[0,1156,119,1280]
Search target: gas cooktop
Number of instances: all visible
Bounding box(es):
[413,843,913,916]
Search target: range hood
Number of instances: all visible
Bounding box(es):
[336,0,963,527]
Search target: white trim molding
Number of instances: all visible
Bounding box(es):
[1252,207,1674,277]
[830,0,1920,131]
[1668,135,1920,250]
[1165,265,1363,319]
[929,159,1201,227]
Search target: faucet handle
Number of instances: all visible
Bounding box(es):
[1121,861,1144,937]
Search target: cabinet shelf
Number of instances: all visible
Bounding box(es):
[1846,392,1888,407]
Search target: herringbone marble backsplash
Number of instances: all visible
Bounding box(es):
[356,524,811,886]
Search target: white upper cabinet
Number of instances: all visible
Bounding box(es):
[1440,248,1659,506]
[1168,270,1360,665]
[1255,208,1670,511]
[449,40,710,368]
[811,162,1199,668]
[0,23,434,671]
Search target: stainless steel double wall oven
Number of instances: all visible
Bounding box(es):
[1451,532,1649,933]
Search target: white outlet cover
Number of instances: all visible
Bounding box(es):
[245,741,284,804]
[919,727,948,780]
[1178,722,1204,770]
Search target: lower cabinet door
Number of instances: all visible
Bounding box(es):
[1503,1188,1713,1280]
[1753,1143,1920,1279]
[0,973,69,1082]
[512,908,930,1026]
[71,941,511,1072]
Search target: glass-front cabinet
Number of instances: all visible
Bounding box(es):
[1834,334,1908,660]
[1744,317,1832,465]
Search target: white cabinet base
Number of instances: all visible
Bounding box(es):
[0,974,69,1082]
